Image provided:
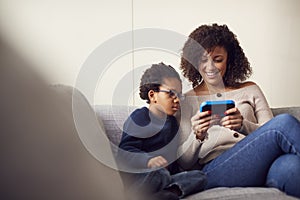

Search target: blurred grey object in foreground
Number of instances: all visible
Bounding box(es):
[0,38,125,200]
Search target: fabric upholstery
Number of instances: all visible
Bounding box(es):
[183,187,299,200]
[272,107,300,121]
[94,105,136,155]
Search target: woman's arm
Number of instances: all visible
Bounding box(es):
[177,129,202,169]
[176,99,203,169]
[239,83,273,134]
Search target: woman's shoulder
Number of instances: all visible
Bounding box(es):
[238,81,257,88]
[234,81,266,97]
[233,81,262,91]
[184,88,196,96]
[183,81,261,98]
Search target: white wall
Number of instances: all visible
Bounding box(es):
[0,0,299,107]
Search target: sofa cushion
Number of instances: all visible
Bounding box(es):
[183,187,299,200]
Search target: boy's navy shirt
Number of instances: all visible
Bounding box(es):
[118,107,180,173]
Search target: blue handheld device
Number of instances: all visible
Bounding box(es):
[200,100,235,117]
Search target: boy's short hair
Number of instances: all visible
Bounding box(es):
[139,62,181,104]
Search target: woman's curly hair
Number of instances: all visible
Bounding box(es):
[139,62,181,104]
[180,23,252,88]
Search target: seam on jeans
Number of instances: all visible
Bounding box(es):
[205,129,300,174]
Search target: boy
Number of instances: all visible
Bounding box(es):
[117,62,206,200]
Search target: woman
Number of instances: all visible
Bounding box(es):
[177,23,300,198]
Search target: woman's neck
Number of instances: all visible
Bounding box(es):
[195,82,228,95]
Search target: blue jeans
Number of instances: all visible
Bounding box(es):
[123,168,206,198]
[202,114,300,198]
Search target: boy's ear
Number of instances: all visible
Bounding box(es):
[148,90,157,103]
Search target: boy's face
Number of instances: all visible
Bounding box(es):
[150,77,182,117]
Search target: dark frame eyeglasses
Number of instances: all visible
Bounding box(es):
[158,89,185,100]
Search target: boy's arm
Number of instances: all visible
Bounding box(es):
[118,132,153,170]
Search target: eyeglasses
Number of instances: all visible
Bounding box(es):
[158,89,185,100]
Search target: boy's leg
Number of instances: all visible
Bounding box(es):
[167,170,207,198]
[123,168,172,196]
[123,168,184,200]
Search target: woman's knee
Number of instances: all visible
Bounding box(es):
[266,114,300,134]
[273,113,299,125]
[266,154,300,197]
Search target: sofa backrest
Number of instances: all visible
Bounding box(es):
[94,105,300,155]
[271,107,300,121]
[94,105,137,155]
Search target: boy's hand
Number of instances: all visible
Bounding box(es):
[147,156,168,168]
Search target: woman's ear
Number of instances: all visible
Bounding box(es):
[148,90,157,103]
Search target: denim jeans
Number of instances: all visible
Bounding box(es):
[202,114,300,198]
[123,168,206,198]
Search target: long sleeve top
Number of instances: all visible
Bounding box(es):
[177,84,273,169]
[117,107,179,173]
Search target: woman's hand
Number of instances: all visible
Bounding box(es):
[191,110,220,141]
[220,107,243,130]
[147,156,168,168]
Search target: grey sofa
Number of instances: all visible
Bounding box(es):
[95,104,300,200]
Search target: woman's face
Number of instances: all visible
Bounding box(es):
[198,46,228,87]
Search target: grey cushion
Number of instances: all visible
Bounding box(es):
[183,187,299,200]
